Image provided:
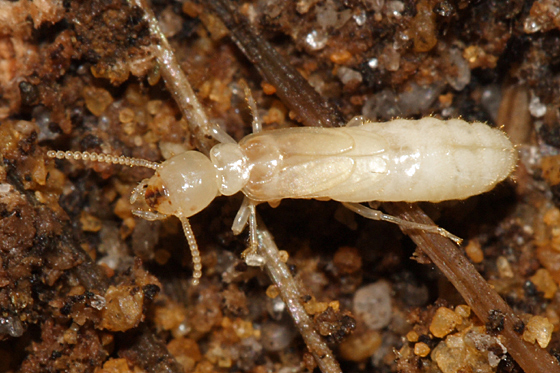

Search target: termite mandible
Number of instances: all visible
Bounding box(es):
[48,110,517,285]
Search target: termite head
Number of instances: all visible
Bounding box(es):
[144,151,219,218]
[47,147,250,219]
[47,149,213,284]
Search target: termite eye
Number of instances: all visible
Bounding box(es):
[145,181,169,210]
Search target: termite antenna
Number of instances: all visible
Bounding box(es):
[180,218,202,285]
[47,150,161,171]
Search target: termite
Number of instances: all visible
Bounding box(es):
[47,114,517,285]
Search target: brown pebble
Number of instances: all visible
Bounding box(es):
[464,240,484,263]
[79,211,102,232]
[338,330,382,361]
[414,342,431,357]
[266,285,279,298]
[329,50,352,64]
[454,305,471,319]
[261,82,276,95]
[530,268,558,299]
[430,307,462,338]
[333,246,362,274]
[523,315,554,348]
[167,337,201,371]
[82,86,113,116]
[406,330,419,342]
[100,285,144,332]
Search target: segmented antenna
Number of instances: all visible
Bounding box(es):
[47,150,161,171]
[181,218,202,286]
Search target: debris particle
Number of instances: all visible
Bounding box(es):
[414,342,430,357]
[95,358,135,373]
[278,250,289,262]
[486,310,505,335]
[338,330,382,362]
[305,30,328,50]
[329,50,352,65]
[333,246,362,274]
[336,66,363,85]
[523,315,554,348]
[529,95,547,118]
[80,211,103,232]
[303,296,329,315]
[530,268,558,299]
[167,337,201,372]
[261,321,296,351]
[118,107,135,123]
[496,256,514,279]
[266,285,280,298]
[82,86,114,116]
[406,330,419,342]
[261,82,276,95]
[431,326,507,373]
[353,281,392,330]
[367,58,379,69]
[464,240,484,263]
[430,307,463,338]
[90,295,107,311]
[100,285,144,332]
[454,305,471,319]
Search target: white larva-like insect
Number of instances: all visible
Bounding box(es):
[48,115,517,284]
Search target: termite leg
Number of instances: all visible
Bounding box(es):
[232,197,251,235]
[240,80,262,133]
[244,202,266,266]
[232,197,266,266]
[209,126,237,144]
[247,202,258,252]
[180,217,202,286]
[342,202,463,245]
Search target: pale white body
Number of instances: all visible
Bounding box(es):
[233,117,517,204]
[49,116,517,283]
